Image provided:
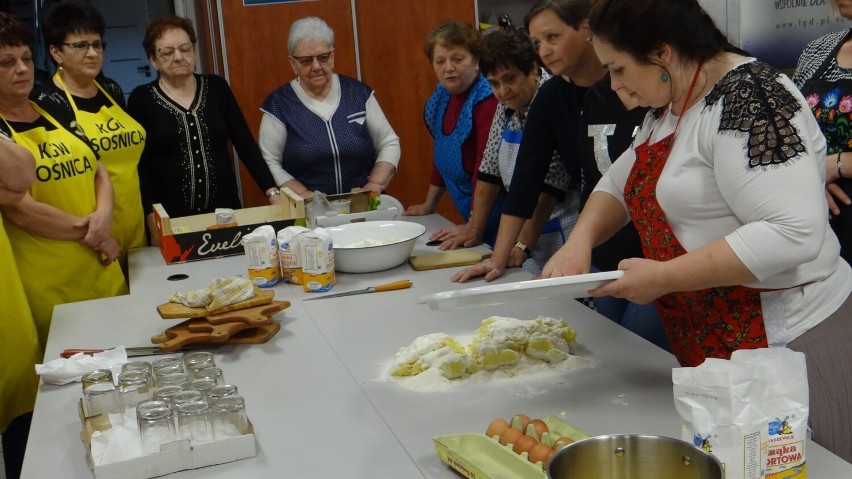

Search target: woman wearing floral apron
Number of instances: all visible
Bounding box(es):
[543,0,852,462]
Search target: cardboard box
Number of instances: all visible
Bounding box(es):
[306,190,401,228]
[79,401,257,479]
[152,187,306,264]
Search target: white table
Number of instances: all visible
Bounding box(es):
[21,215,852,478]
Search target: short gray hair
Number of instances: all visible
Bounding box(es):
[287,17,334,54]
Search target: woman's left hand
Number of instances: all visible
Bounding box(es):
[430,223,482,250]
[268,194,281,205]
[590,257,670,304]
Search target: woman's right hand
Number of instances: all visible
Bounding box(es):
[403,203,433,216]
[90,235,120,266]
[452,258,506,283]
[826,183,851,217]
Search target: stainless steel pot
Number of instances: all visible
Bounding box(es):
[547,434,723,479]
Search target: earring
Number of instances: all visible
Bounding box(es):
[661,72,669,83]
[585,37,592,44]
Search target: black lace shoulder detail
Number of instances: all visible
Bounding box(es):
[703,61,805,169]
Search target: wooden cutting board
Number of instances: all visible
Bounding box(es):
[225,322,281,344]
[157,288,275,319]
[205,300,290,326]
[409,251,491,271]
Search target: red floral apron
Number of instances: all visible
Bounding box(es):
[623,66,768,367]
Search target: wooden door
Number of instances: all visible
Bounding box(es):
[354,0,477,225]
[218,0,357,207]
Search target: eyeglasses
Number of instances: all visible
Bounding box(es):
[157,43,194,59]
[63,41,106,54]
[291,51,333,67]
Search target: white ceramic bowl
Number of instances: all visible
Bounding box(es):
[327,221,427,273]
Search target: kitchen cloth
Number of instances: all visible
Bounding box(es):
[35,346,128,385]
[169,276,254,311]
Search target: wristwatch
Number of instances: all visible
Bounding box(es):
[266,188,280,198]
[514,241,531,256]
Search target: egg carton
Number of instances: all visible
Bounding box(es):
[433,415,589,479]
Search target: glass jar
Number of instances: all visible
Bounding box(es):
[156,372,190,389]
[152,357,184,378]
[190,377,217,397]
[152,385,184,407]
[183,351,215,376]
[171,389,204,409]
[81,369,120,416]
[193,366,225,384]
[122,361,154,388]
[210,395,248,439]
[175,400,212,443]
[118,370,153,411]
[137,404,176,453]
[206,384,239,403]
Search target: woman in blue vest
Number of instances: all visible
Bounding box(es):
[405,20,500,246]
[259,16,401,198]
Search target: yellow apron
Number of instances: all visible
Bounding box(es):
[56,74,147,256]
[1,104,128,345]
[0,219,41,432]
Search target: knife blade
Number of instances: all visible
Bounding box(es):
[304,279,413,301]
[60,346,210,358]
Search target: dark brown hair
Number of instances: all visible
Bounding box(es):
[0,12,30,48]
[523,0,593,31]
[589,0,745,66]
[42,0,105,47]
[423,20,482,62]
[142,15,197,58]
[479,29,538,77]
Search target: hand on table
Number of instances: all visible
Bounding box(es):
[540,246,590,278]
[451,258,506,283]
[507,247,528,268]
[589,257,667,305]
[403,203,433,216]
[430,223,482,250]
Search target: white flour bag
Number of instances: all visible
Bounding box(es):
[673,358,768,479]
[731,348,808,479]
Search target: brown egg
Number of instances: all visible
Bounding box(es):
[552,436,574,450]
[543,448,556,465]
[513,434,538,455]
[511,413,531,431]
[528,419,549,440]
[499,427,524,447]
[485,418,510,438]
[528,443,555,466]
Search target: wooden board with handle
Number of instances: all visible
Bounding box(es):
[409,251,492,271]
[205,300,289,325]
[157,288,275,319]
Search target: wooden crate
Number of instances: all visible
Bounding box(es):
[152,188,306,264]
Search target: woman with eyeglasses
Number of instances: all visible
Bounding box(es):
[0,12,127,347]
[32,0,146,274]
[259,16,400,198]
[128,15,278,244]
